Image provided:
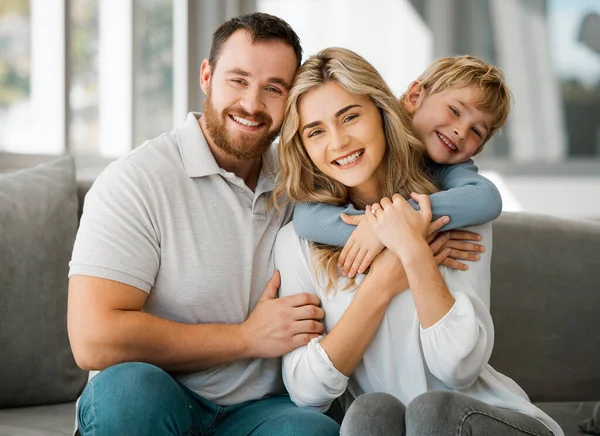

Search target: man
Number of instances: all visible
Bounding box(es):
[68,13,340,436]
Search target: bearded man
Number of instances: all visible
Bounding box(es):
[67,12,339,436]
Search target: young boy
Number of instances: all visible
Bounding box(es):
[292,55,511,277]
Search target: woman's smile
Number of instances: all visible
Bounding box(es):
[331,149,365,168]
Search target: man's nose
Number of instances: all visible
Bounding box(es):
[239,87,263,115]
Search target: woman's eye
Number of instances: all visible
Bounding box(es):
[449,106,459,116]
[308,129,323,138]
[343,114,358,123]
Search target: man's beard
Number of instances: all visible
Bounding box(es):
[203,88,279,160]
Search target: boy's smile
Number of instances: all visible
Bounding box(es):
[407,85,496,165]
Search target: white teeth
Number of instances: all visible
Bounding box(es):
[335,151,362,166]
[437,133,457,151]
[231,115,260,127]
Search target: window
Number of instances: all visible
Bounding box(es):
[0,0,174,158]
[548,0,600,157]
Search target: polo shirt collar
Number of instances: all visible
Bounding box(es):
[176,112,278,182]
[176,112,221,178]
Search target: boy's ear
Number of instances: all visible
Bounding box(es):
[200,59,212,94]
[403,81,424,114]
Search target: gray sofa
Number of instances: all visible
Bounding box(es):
[1,157,599,436]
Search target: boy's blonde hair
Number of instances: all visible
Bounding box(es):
[409,55,511,152]
[271,47,437,292]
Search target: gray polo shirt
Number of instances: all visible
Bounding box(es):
[69,112,293,405]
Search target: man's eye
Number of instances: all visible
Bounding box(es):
[232,79,246,85]
[449,106,459,116]
[265,86,282,94]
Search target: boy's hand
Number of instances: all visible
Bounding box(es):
[338,213,385,278]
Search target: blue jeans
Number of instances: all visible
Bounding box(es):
[78,362,339,436]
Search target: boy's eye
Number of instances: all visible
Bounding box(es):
[449,106,459,116]
[472,127,482,138]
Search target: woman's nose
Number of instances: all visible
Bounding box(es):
[330,130,350,150]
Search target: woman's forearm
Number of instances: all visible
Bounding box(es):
[319,276,392,376]
[398,238,455,329]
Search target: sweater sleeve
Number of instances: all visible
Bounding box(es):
[293,202,364,247]
[273,223,349,410]
[417,160,502,232]
[419,222,495,390]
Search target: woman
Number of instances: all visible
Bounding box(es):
[271,47,562,436]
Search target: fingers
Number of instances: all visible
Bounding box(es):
[293,304,325,321]
[443,239,485,254]
[257,270,280,303]
[281,292,321,308]
[429,232,451,254]
[341,244,360,276]
[434,247,452,265]
[290,319,325,336]
[339,239,354,267]
[291,333,322,349]
[347,249,367,278]
[365,205,378,226]
[410,192,432,219]
[357,251,375,275]
[445,230,482,241]
[340,213,364,226]
[440,257,469,271]
[379,197,393,210]
[427,216,450,238]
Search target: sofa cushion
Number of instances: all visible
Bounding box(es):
[0,157,87,408]
[536,401,598,436]
[0,402,76,436]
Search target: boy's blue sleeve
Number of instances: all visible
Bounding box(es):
[412,160,502,231]
[293,202,364,247]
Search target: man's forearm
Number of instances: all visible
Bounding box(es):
[71,310,253,373]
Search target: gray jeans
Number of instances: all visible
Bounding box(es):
[340,391,555,436]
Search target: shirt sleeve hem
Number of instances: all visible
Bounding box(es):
[68,263,153,293]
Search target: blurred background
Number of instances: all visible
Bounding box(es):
[1,0,599,218]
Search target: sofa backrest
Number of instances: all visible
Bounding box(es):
[489,212,600,402]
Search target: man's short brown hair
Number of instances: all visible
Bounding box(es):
[209,12,302,70]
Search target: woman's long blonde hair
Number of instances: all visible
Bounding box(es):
[272,47,438,292]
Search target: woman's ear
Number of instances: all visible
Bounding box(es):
[403,81,424,114]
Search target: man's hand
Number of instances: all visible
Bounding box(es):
[429,230,484,271]
[338,213,385,278]
[241,271,325,358]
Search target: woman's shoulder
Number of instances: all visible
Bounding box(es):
[274,222,313,261]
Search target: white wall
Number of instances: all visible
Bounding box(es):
[258,0,432,96]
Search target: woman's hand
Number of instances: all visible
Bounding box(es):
[366,193,432,259]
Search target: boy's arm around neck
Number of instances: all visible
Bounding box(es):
[409,160,502,232]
